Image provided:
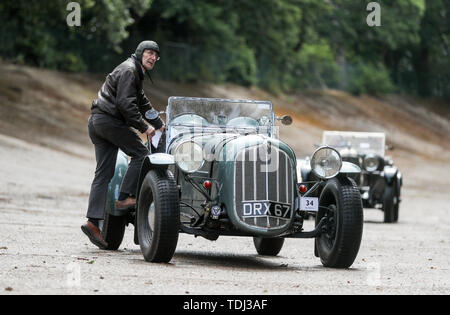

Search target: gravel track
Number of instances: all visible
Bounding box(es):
[0,133,448,295]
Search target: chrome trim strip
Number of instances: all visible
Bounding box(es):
[265,144,269,201]
[285,153,288,203]
[265,145,269,228]
[242,149,245,201]
[253,146,257,200]
[253,147,257,226]
[277,148,280,204]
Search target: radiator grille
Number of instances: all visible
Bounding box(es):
[234,144,294,230]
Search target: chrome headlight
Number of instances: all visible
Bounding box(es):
[363,155,380,172]
[174,141,204,173]
[310,146,342,179]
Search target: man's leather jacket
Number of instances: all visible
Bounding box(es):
[91,54,163,133]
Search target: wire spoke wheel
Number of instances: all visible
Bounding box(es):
[323,204,337,249]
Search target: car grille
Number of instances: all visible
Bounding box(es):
[234,143,294,230]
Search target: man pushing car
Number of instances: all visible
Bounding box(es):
[81,41,165,249]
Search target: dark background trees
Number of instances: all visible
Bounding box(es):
[0,0,448,99]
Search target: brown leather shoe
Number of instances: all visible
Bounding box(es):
[81,221,108,249]
[115,197,136,210]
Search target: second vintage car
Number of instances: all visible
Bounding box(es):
[300,131,402,223]
[101,97,365,268]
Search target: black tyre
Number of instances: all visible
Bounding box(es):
[137,169,179,263]
[383,185,395,223]
[315,177,363,268]
[100,212,126,250]
[393,182,400,222]
[253,237,285,256]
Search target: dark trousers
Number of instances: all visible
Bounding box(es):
[86,114,149,220]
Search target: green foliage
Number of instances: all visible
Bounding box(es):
[348,62,395,95]
[288,42,339,90]
[0,0,448,99]
[414,0,449,98]
[58,53,87,72]
[0,0,153,72]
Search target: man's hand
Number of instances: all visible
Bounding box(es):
[157,124,165,133]
[144,126,156,141]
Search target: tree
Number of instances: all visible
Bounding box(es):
[414,0,449,98]
[0,0,154,71]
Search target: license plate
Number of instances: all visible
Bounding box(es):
[300,197,318,212]
[241,201,291,218]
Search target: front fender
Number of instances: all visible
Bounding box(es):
[297,160,360,183]
[297,158,312,182]
[136,153,175,202]
[340,161,361,174]
[384,166,398,185]
[397,171,403,187]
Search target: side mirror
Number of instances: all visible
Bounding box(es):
[278,115,292,125]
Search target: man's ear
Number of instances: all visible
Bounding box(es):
[141,49,147,62]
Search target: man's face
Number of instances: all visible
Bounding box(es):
[142,49,159,70]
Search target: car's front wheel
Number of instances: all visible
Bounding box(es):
[253,237,285,256]
[137,169,180,263]
[315,177,363,268]
[383,185,396,223]
[393,183,400,222]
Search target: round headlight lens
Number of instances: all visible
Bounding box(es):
[310,146,342,179]
[174,141,204,173]
[364,155,379,172]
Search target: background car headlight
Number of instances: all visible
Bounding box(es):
[310,146,342,179]
[363,155,380,172]
[174,141,204,173]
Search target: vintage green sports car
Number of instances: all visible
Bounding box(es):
[101,97,364,268]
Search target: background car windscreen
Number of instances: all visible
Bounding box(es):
[322,131,386,156]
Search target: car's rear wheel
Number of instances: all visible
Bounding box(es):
[253,237,285,256]
[100,212,126,250]
[315,177,363,268]
[137,169,179,263]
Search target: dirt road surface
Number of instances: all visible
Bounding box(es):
[0,63,449,295]
[0,132,449,295]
